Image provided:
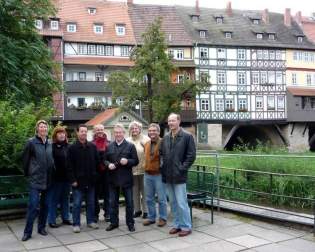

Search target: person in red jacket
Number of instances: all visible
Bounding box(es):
[92,124,110,222]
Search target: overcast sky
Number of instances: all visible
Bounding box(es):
[127,0,315,17]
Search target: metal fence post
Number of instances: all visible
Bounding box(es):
[215,152,220,211]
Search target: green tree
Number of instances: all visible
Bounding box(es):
[0,0,60,104]
[108,17,208,123]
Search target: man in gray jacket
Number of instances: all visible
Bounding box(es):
[160,113,196,237]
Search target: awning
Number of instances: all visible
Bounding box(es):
[287,86,315,96]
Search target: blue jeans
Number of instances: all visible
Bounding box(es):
[166,183,192,231]
[47,182,71,224]
[24,187,49,235]
[72,186,95,226]
[144,173,167,221]
[109,185,134,226]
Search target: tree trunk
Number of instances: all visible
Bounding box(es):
[147,74,153,122]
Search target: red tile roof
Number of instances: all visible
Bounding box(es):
[287,86,315,96]
[64,56,134,66]
[86,108,119,126]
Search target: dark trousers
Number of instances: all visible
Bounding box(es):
[109,185,134,226]
[95,171,110,221]
[24,187,49,235]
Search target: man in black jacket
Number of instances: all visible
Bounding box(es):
[104,123,139,232]
[22,120,55,241]
[160,113,196,237]
[67,124,99,233]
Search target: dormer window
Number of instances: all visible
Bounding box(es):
[252,19,260,25]
[225,32,232,38]
[256,33,263,39]
[297,36,304,43]
[216,17,223,24]
[94,24,103,34]
[268,33,275,40]
[199,30,206,38]
[116,24,125,36]
[88,7,96,14]
[67,23,76,32]
[191,15,200,22]
[35,19,43,30]
[50,20,59,30]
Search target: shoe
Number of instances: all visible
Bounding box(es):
[157,219,167,227]
[21,233,31,242]
[104,215,110,222]
[38,229,48,236]
[128,225,135,232]
[49,223,59,228]
[73,226,81,233]
[133,211,142,218]
[178,230,192,237]
[143,219,155,226]
[87,222,99,229]
[106,224,119,231]
[62,220,72,225]
[142,212,148,219]
[169,228,181,234]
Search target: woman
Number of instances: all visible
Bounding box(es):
[47,125,72,228]
[127,121,150,218]
[22,120,55,241]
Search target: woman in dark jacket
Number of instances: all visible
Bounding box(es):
[47,125,72,228]
[22,120,55,242]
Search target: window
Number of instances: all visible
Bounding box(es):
[237,49,246,60]
[293,51,298,61]
[307,74,312,85]
[116,97,124,106]
[252,19,260,25]
[225,32,232,38]
[277,96,285,110]
[88,7,96,14]
[225,99,234,110]
[116,25,125,36]
[238,99,247,110]
[200,71,208,82]
[269,50,275,60]
[252,71,259,84]
[78,44,87,55]
[200,99,209,111]
[95,72,103,81]
[199,30,206,38]
[311,98,315,109]
[268,71,275,84]
[35,19,43,29]
[50,20,59,30]
[292,73,297,85]
[217,48,226,58]
[268,34,275,40]
[191,15,199,22]
[238,72,246,85]
[78,97,85,107]
[177,74,184,83]
[216,17,223,24]
[170,49,184,60]
[257,50,263,59]
[267,96,275,110]
[298,36,303,43]
[200,48,208,59]
[88,44,96,55]
[97,45,104,55]
[215,99,224,111]
[276,72,283,84]
[105,45,113,56]
[256,96,263,109]
[67,23,76,32]
[261,71,268,84]
[79,72,86,81]
[256,33,263,39]
[121,46,129,56]
[275,50,282,60]
[217,71,226,84]
[94,24,103,34]
[263,50,269,59]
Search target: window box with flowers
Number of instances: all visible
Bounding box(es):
[238,108,248,112]
[225,108,235,112]
[89,102,106,110]
[76,103,87,110]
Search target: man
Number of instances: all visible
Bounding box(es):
[92,124,110,223]
[104,123,139,232]
[160,113,196,237]
[67,124,99,233]
[143,123,167,227]
[22,120,55,241]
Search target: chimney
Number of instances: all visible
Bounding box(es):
[127,0,133,5]
[262,8,269,24]
[295,11,302,25]
[226,2,232,17]
[195,0,200,15]
[284,8,292,26]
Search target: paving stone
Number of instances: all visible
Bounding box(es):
[55,232,94,245]
[148,237,192,251]
[254,243,301,252]
[67,240,109,252]
[88,227,127,239]
[226,234,271,248]
[196,240,246,252]
[278,238,315,251]
[177,230,219,245]
[100,235,141,248]
[130,229,168,242]
[250,228,295,242]
[115,243,159,252]
[0,233,24,252]
[22,234,61,251]
[47,225,73,235]
[29,246,69,252]
[0,225,12,235]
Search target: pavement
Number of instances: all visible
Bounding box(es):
[0,207,315,252]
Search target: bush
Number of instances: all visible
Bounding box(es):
[0,99,53,174]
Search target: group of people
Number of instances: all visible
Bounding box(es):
[21,113,196,241]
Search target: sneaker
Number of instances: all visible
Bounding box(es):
[133,211,142,218]
[143,219,155,226]
[87,222,99,229]
[73,226,81,233]
[157,219,167,227]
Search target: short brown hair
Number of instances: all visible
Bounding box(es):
[52,125,68,143]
